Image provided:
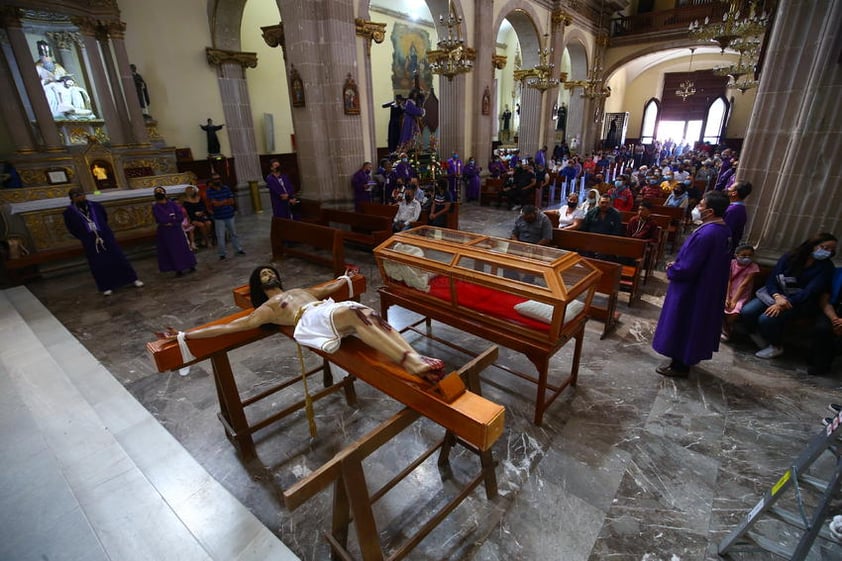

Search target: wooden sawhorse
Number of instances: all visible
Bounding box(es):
[284,347,502,561]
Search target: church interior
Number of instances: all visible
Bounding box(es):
[1,1,842,560]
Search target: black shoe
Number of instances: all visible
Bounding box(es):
[656,363,689,378]
[175,271,184,277]
[219,255,226,260]
[822,417,836,427]
[236,250,246,255]
[830,404,842,414]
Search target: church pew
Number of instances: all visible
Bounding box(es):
[552,229,648,306]
[359,201,460,231]
[270,217,345,276]
[584,257,623,339]
[321,208,393,250]
[480,177,504,207]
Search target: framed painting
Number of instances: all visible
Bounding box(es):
[390,23,434,94]
[289,65,305,108]
[343,74,360,115]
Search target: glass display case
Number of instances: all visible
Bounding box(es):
[374,226,600,343]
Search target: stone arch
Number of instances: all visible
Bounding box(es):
[209,0,248,52]
[603,41,720,79]
[494,2,544,67]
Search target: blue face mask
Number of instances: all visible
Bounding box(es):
[683,180,692,186]
[812,248,832,260]
[614,181,624,188]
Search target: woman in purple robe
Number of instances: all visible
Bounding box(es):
[351,161,372,212]
[652,191,732,376]
[153,187,196,276]
[463,157,481,202]
[63,187,143,295]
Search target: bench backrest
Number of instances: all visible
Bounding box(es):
[586,257,622,295]
[323,208,393,232]
[552,229,648,260]
[648,204,685,222]
[270,217,345,276]
[359,202,398,219]
[619,211,672,231]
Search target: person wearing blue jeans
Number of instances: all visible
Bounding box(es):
[740,233,837,359]
[206,174,245,260]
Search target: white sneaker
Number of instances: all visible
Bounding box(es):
[749,332,768,349]
[755,345,784,359]
[134,280,144,288]
[102,290,113,296]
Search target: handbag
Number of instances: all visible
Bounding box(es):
[755,286,776,306]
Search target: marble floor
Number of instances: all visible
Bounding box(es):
[10,202,842,560]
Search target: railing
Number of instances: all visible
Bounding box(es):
[611,4,726,37]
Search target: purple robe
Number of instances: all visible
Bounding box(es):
[63,201,138,292]
[351,168,371,211]
[488,160,506,178]
[266,172,295,219]
[446,157,463,199]
[463,162,481,201]
[399,99,424,146]
[723,202,747,253]
[652,221,732,365]
[153,200,197,273]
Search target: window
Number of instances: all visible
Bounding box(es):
[704,97,729,144]
[640,99,659,144]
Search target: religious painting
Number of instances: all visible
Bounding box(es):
[343,74,360,115]
[390,23,434,94]
[289,65,305,107]
[481,86,491,116]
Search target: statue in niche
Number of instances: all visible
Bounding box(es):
[35,40,68,85]
[556,103,567,132]
[56,76,95,120]
[200,118,225,156]
[481,87,491,116]
[130,64,151,117]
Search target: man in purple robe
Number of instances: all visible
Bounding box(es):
[446,151,462,201]
[463,157,481,202]
[351,161,372,211]
[398,90,425,147]
[723,181,752,254]
[152,187,197,276]
[266,158,298,219]
[63,187,143,295]
[394,153,416,184]
[652,190,732,376]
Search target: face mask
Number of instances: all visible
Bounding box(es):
[648,179,658,185]
[587,197,595,204]
[812,248,832,260]
[402,158,408,163]
[736,256,753,266]
[691,206,704,222]
[664,176,673,180]
[614,181,624,188]
[154,192,166,200]
[567,201,578,208]
[683,180,692,186]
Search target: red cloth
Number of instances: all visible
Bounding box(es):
[427,276,551,331]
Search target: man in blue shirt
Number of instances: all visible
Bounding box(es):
[511,205,552,246]
[206,173,245,260]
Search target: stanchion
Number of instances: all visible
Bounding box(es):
[248,180,262,213]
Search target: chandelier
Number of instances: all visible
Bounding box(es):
[526,35,560,92]
[428,1,474,81]
[688,1,769,53]
[675,48,697,102]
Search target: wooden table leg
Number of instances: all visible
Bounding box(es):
[210,352,256,459]
[342,455,385,561]
[329,475,352,561]
[570,324,585,387]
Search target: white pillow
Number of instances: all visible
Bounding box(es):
[514,299,585,325]
[382,243,431,292]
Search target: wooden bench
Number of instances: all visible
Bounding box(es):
[321,208,393,250]
[649,204,687,251]
[270,217,345,276]
[620,210,672,279]
[2,229,157,285]
[552,229,649,306]
[480,177,504,207]
[359,201,460,230]
[296,199,324,224]
[584,257,623,339]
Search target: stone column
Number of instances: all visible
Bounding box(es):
[3,13,63,150]
[544,6,570,150]
[517,80,542,157]
[107,21,149,145]
[740,0,842,257]
[356,18,386,160]
[0,32,35,152]
[206,48,262,198]
[470,0,495,166]
[73,18,124,145]
[46,31,83,86]
[269,0,365,206]
[438,73,467,158]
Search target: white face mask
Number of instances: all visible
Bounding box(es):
[691,206,703,222]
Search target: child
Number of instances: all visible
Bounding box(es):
[722,244,760,341]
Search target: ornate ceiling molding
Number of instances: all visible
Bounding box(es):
[492,54,507,70]
[46,30,83,49]
[551,9,572,28]
[206,47,257,68]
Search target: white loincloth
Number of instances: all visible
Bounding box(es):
[293,298,367,353]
